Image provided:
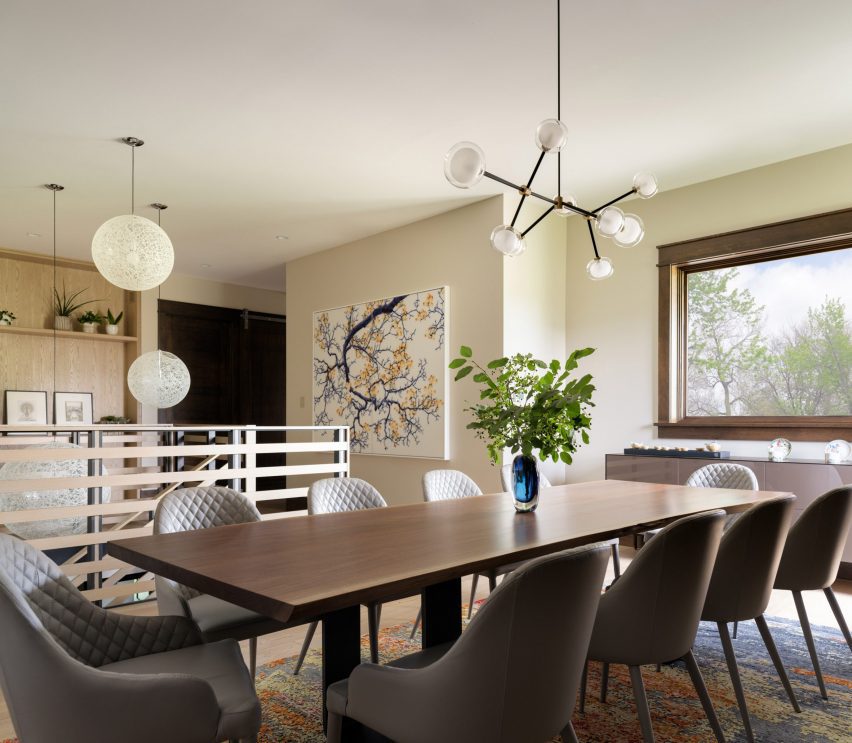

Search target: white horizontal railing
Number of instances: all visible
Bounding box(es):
[0,424,349,605]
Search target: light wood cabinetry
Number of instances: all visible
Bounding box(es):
[606,453,852,577]
[0,248,140,423]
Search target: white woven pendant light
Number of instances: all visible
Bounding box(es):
[127,350,190,408]
[92,137,174,290]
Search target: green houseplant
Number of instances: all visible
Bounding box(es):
[450,345,596,511]
[0,309,15,326]
[53,285,99,331]
[77,310,105,334]
[104,308,124,335]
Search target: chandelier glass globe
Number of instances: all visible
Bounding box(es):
[586,257,614,280]
[535,119,569,153]
[633,172,658,199]
[444,142,486,189]
[595,206,625,238]
[490,225,526,256]
[614,214,645,248]
[554,194,578,217]
[92,214,174,291]
[128,350,190,408]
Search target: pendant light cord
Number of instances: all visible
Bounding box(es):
[52,187,57,397]
[131,145,135,215]
[556,0,562,199]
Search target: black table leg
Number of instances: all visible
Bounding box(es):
[421,576,462,648]
[322,605,361,736]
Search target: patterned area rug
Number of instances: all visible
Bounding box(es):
[254,615,851,743]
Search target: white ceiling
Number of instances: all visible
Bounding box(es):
[2,0,852,291]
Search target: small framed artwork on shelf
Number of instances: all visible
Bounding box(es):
[54,391,93,425]
[4,390,48,425]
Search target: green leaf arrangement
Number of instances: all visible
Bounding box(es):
[106,309,124,325]
[78,310,105,325]
[450,346,596,465]
[53,284,100,317]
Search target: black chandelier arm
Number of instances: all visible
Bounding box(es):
[592,188,637,214]
[483,171,525,191]
[526,150,547,192]
[521,205,556,237]
[586,220,601,259]
[510,194,528,228]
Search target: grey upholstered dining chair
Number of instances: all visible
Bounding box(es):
[154,486,289,678]
[0,533,260,743]
[293,477,388,675]
[700,495,798,742]
[501,464,623,580]
[580,510,726,743]
[326,542,611,743]
[773,485,852,699]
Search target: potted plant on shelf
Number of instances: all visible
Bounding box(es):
[104,309,124,335]
[450,345,596,513]
[53,285,99,331]
[77,310,105,334]
[0,309,15,326]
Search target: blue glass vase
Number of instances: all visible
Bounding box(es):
[511,454,539,512]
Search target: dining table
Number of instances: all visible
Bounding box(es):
[109,478,789,739]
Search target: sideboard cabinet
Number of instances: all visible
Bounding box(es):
[605,453,852,578]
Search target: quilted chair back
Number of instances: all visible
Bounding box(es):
[422,469,482,502]
[154,487,262,605]
[685,463,758,490]
[500,463,552,492]
[308,477,387,514]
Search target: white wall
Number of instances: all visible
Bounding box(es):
[285,197,506,504]
[564,143,852,482]
[138,273,285,423]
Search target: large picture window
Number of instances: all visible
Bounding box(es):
[658,208,852,440]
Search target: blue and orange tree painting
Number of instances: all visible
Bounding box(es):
[313,288,445,454]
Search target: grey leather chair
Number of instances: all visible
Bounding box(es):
[293,477,387,674]
[580,510,726,743]
[773,485,852,699]
[700,495,798,742]
[154,486,288,678]
[326,542,611,743]
[0,533,260,743]
[500,464,622,580]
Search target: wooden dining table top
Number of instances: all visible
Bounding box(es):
[108,479,789,624]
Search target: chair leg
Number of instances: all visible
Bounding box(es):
[326,710,343,743]
[717,621,754,743]
[467,574,479,619]
[628,665,655,743]
[293,620,318,675]
[683,650,725,743]
[248,636,257,679]
[561,719,580,743]
[755,614,801,713]
[579,661,588,713]
[488,569,497,592]
[410,604,422,639]
[611,543,621,579]
[599,662,609,703]
[368,603,380,663]
[793,590,828,699]
[824,587,852,651]
[732,621,738,639]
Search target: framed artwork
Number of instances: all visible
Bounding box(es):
[313,287,448,458]
[54,391,94,425]
[4,390,48,425]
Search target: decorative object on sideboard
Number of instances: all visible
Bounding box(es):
[442,0,657,279]
[3,390,48,425]
[624,444,730,459]
[104,308,123,335]
[0,309,15,326]
[824,439,851,464]
[77,310,104,334]
[99,415,131,424]
[451,345,595,512]
[768,437,792,462]
[91,137,174,291]
[53,284,99,331]
[54,391,93,425]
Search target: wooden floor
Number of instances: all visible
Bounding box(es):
[0,547,849,740]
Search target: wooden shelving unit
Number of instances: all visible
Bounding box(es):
[0,325,137,344]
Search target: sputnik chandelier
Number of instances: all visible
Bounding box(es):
[443,0,658,280]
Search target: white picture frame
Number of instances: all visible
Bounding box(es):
[54,391,94,425]
[4,390,48,425]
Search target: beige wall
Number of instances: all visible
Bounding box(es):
[286,197,505,504]
[564,143,852,482]
[138,273,285,423]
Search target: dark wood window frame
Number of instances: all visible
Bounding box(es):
[657,207,852,441]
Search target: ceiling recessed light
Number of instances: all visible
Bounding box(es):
[27,232,41,238]
[275,235,289,240]
[201,263,212,268]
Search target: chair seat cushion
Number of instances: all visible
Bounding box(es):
[101,639,260,740]
[188,593,285,641]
